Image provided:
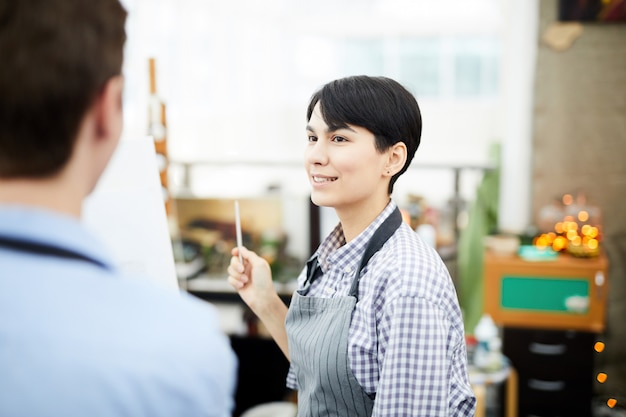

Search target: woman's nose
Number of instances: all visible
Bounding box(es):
[305,140,328,165]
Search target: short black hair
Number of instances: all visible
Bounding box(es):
[307,75,422,194]
[0,0,127,178]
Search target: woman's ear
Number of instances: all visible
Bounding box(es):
[385,142,407,176]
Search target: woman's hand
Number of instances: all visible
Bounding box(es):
[227,246,291,359]
[227,246,276,315]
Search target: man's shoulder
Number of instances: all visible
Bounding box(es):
[0,265,237,416]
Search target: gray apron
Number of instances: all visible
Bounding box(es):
[285,207,402,417]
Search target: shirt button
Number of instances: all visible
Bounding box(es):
[325,286,334,295]
[344,266,354,274]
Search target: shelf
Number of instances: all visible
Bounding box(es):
[184,274,296,305]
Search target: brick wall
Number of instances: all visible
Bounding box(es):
[533,0,626,400]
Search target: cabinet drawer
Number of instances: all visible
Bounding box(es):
[518,375,592,408]
[504,328,594,367]
[519,405,592,417]
[503,327,594,417]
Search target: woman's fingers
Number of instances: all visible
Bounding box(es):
[227,245,273,296]
[227,275,245,289]
[227,251,249,290]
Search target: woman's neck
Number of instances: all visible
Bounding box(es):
[336,196,391,242]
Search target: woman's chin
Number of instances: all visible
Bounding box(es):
[310,193,333,208]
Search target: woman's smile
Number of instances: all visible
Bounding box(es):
[311,175,338,184]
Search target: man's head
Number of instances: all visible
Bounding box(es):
[306,75,422,194]
[0,0,127,179]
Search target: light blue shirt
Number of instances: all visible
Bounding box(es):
[0,205,237,417]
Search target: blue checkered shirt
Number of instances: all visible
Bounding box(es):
[287,200,476,416]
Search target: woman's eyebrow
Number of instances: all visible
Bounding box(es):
[306,124,357,134]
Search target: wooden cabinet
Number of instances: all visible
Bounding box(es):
[483,251,608,417]
[503,327,595,417]
[484,251,608,332]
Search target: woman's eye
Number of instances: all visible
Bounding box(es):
[307,135,318,142]
[332,135,347,143]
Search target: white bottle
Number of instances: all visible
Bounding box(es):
[473,314,498,370]
[488,335,503,370]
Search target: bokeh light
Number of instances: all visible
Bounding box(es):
[563,194,574,205]
[594,342,617,410]
[535,194,602,257]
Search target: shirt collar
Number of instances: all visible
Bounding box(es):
[316,200,398,274]
[0,205,115,270]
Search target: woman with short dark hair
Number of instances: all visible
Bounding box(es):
[228,75,476,417]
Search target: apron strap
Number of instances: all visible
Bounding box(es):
[0,236,107,269]
[349,206,403,298]
[303,206,403,298]
[305,255,321,285]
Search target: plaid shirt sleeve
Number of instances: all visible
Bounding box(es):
[373,295,476,417]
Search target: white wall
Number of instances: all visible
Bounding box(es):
[498,0,538,233]
[118,0,536,257]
